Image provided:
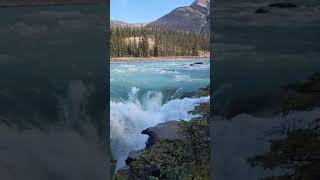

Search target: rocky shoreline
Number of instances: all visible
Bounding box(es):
[141,121,181,148]
[112,85,210,179]
[110,55,210,63]
[117,121,182,177]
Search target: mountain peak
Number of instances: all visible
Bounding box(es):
[146,0,210,33]
[192,0,210,8]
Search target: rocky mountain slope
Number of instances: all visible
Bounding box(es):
[146,0,210,33]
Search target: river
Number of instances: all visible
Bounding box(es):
[110,58,210,168]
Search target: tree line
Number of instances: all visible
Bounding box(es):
[110,26,209,58]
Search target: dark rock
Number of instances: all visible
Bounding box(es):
[125,150,143,165]
[190,62,204,66]
[255,7,270,14]
[123,121,181,178]
[268,2,298,8]
[142,121,181,148]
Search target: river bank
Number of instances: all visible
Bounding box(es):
[110,55,210,63]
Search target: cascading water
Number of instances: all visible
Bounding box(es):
[110,59,210,169]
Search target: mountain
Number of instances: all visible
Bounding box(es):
[110,20,146,28]
[146,0,210,33]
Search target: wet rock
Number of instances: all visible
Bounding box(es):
[142,121,181,148]
[190,62,204,66]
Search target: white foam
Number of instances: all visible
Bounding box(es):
[110,87,209,168]
[175,75,192,81]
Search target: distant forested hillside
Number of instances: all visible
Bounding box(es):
[110,27,210,58]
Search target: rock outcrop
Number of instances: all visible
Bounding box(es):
[141,121,181,148]
[120,121,181,179]
[124,121,181,166]
[125,150,144,165]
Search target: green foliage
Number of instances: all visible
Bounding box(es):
[181,162,210,180]
[110,27,209,58]
[129,116,211,180]
[178,117,210,176]
[130,138,192,179]
[112,173,127,180]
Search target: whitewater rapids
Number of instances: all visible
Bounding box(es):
[111,87,209,168]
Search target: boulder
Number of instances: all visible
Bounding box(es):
[190,62,204,66]
[142,121,181,148]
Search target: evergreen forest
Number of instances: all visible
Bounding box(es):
[110,27,210,58]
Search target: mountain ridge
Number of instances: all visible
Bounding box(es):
[111,0,210,33]
[110,20,146,28]
[146,0,210,33]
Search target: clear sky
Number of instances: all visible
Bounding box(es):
[111,0,194,24]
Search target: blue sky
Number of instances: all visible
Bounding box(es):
[111,0,194,23]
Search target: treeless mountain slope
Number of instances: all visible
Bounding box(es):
[146,0,210,33]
